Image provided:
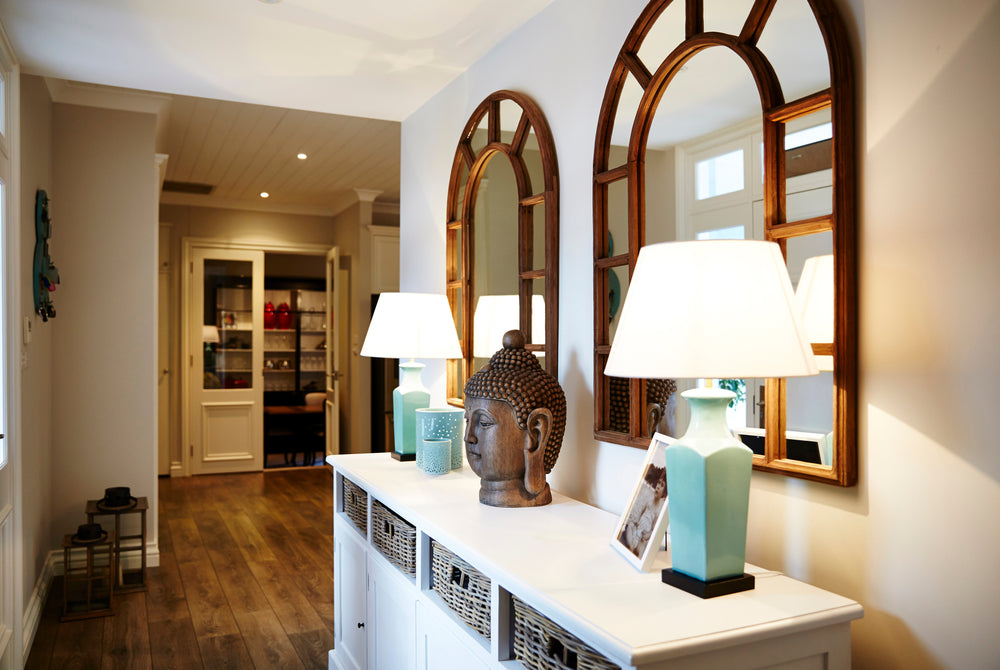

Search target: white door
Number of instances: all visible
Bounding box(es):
[157,269,170,476]
[333,522,367,670]
[367,554,416,670]
[325,247,341,457]
[189,247,264,474]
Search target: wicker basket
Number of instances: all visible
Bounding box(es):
[430,540,491,640]
[371,500,417,575]
[341,478,367,534]
[512,596,619,670]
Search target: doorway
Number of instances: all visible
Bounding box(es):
[177,240,344,476]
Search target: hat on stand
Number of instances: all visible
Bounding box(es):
[71,522,108,545]
[97,486,137,511]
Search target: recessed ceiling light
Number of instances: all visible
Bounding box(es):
[297,152,307,160]
[260,192,270,198]
[257,0,282,4]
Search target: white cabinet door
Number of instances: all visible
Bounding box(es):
[415,600,490,670]
[332,525,367,670]
[188,247,264,474]
[367,555,416,670]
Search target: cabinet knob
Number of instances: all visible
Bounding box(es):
[357,622,365,629]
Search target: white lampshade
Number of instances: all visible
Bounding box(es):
[472,294,545,358]
[360,292,463,360]
[202,325,220,344]
[604,240,818,380]
[795,254,834,372]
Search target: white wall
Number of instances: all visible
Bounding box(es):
[400,0,1000,668]
[50,103,158,552]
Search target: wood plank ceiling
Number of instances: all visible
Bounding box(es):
[160,94,400,217]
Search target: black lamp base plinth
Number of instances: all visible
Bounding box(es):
[661,569,755,599]
[391,451,416,462]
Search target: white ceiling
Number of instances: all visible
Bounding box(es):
[0,0,827,216]
[0,0,558,215]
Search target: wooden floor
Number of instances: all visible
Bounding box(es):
[26,465,336,670]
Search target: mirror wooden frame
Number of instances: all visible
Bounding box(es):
[446,90,559,405]
[592,0,856,485]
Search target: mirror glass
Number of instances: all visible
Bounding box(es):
[758,0,830,98]
[785,232,835,464]
[638,47,762,440]
[593,0,855,484]
[447,92,559,404]
[472,153,520,367]
[784,106,834,218]
[704,0,756,35]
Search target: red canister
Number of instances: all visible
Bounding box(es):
[277,302,292,329]
[264,302,276,329]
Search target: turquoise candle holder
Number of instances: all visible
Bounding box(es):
[415,407,465,471]
[422,439,451,475]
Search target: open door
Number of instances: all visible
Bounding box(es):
[189,247,264,474]
[324,247,341,457]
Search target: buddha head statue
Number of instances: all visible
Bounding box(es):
[646,378,678,438]
[463,330,566,507]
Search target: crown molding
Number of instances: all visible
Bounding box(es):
[159,191,338,218]
[45,78,172,148]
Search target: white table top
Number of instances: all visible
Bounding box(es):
[329,453,862,666]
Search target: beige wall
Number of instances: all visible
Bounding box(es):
[18,73,54,614]
[401,0,1000,668]
[50,102,159,551]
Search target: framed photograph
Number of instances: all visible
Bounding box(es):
[611,432,673,571]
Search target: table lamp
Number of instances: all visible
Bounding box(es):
[604,240,818,598]
[360,292,463,461]
[202,325,220,367]
[472,294,545,358]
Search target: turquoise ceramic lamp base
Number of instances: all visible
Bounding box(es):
[392,361,431,461]
[662,388,755,598]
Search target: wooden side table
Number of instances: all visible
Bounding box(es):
[86,496,148,592]
[61,531,115,621]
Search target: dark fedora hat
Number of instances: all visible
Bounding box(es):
[97,486,137,511]
[71,522,107,545]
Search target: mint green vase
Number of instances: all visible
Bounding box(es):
[393,362,430,460]
[665,388,752,583]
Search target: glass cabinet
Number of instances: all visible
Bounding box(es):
[262,284,327,397]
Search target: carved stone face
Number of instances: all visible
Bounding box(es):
[463,395,552,507]
[462,329,564,507]
[464,397,525,483]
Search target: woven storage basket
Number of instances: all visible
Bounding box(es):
[512,596,619,670]
[430,540,491,640]
[371,500,417,575]
[341,478,368,534]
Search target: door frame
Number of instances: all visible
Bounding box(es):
[324,246,341,459]
[0,23,21,667]
[179,238,333,476]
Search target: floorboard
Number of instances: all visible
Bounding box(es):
[25,465,335,669]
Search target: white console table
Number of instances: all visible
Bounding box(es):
[328,453,862,670]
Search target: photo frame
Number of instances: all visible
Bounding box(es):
[611,433,673,571]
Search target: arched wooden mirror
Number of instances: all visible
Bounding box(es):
[447,91,559,404]
[593,0,856,485]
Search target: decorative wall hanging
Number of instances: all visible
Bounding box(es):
[33,189,60,321]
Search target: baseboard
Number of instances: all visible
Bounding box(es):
[22,551,59,656]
